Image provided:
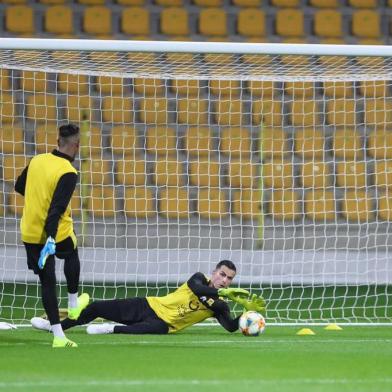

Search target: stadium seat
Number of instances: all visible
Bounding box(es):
[101,96,133,124]
[326,98,357,126]
[285,81,315,98]
[3,0,29,3]
[336,161,367,189]
[0,126,24,154]
[368,130,392,159]
[5,6,34,34]
[83,6,112,35]
[161,8,189,36]
[111,126,140,156]
[116,158,146,186]
[84,159,111,185]
[159,187,189,219]
[246,81,275,98]
[35,123,58,153]
[189,159,220,187]
[269,190,300,221]
[323,81,354,98]
[185,127,213,157]
[197,188,228,220]
[271,0,299,5]
[348,0,377,7]
[199,8,227,37]
[156,0,183,5]
[233,0,261,5]
[0,93,16,124]
[263,160,293,190]
[87,186,116,218]
[300,161,331,189]
[261,128,289,160]
[79,126,103,157]
[237,9,266,38]
[352,10,380,38]
[154,159,184,187]
[8,191,24,217]
[373,160,392,189]
[70,187,82,218]
[290,100,320,127]
[341,190,374,222]
[2,155,30,183]
[194,0,222,6]
[310,0,339,7]
[364,99,392,126]
[359,81,388,98]
[26,94,57,122]
[166,52,195,64]
[139,97,169,124]
[304,190,336,222]
[333,128,363,160]
[220,127,251,159]
[0,70,10,91]
[228,160,257,189]
[96,76,124,96]
[294,129,325,160]
[252,100,283,126]
[171,78,200,97]
[313,9,343,38]
[210,79,240,97]
[275,9,304,38]
[44,5,73,35]
[177,98,208,125]
[214,99,243,126]
[232,189,262,220]
[134,74,165,96]
[378,192,392,221]
[117,0,144,4]
[242,54,273,66]
[145,126,177,156]
[58,74,89,94]
[121,7,150,35]
[40,0,68,4]
[204,54,234,66]
[21,71,48,93]
[66,95,93,122]
[124,187,155,218]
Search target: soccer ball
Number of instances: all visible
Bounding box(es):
[239,311,266,336]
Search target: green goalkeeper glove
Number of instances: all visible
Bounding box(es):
[232,294,266,314]
[217,288,249,300]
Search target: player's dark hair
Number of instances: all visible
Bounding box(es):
[59,123,79,138]
[216,260,236,272]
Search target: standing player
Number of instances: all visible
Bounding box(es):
[31,260,266,335]
[15,124,89,348]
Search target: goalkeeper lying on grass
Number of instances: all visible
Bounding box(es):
[31,259,266,335]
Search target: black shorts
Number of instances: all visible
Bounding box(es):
[24,236,78,275]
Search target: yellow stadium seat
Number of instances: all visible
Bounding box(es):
[269,190,300,221]
[78,126,102,158]
[242,54,273,66]
[70,187,82,218]
[373,160,392,189]
[121,7,150,35]
[336,161,367,189]
[117,0,144,4]
[84,159,111,185]
[194,0,222,5]
[78,0,105,3]
[214,99,243,126]
[0,93,16,124]
[290,100,320,127]
[189,159,220,187]
[26,94,57,122]
[233,0,261,6]
[333,129,363,160]
[124,187,155,218]
[294,129,325,160]
[359,81,388,98]
[134,75,165,96]
[5,6,34,34]
[263,160,293,189]
[0,126,24,154]
[21,71,48,93]
[87,186,116,218]
[154,159,184,186]
[177,98,208,125]
[171,78,200,97]
[58,74,89,94]
[45,5,73,35]
[368,130,392,159]
[220,127,251,159]
[66,95,93,122]
[156,0,183,5]
[348,0,377,7]
[323,81,353,98]
[197,188,228,220]
[271,0,299,5]
[159,187,189,219]
[310,0,338,7]
[102,97,133,124]
[285,81,315,98]
[304,190,336,222]
[314,9,342,38]
[146,126,177,156]
[237,9,265,37]
[378,192,392,221]
[185,127,213,157]
[161,7,189,36]
[199,8,227,37]
[116,158,146,186]
[2,155,30,183]
[252,100,283,126]
[364,99,392,126]
[35,123,58,153]
[139,97,168,124]
[40,0,68,4]
[352,10,380,38]
[232,190,262,220]
[96,76,124,96]
[326,98,358,126]
[111,126,140,156]
[228,160,257,189]
[300,161,331,189]
[276,9,304,38]
[247,81,274,98]
[83,6,112,35]
[3,0,28,3]
[0,69,10,91]
[261,128,289,160]
[342,190,374,222]
[210,80,240,97]
[8,191,24,217]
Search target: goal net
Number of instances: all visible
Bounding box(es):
[1,39,391,325]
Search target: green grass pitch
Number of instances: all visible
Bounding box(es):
[1,325,392,392]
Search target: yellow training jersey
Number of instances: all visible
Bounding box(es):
[21,153,77,244]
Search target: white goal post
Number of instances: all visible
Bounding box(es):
[1,38,392,325]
